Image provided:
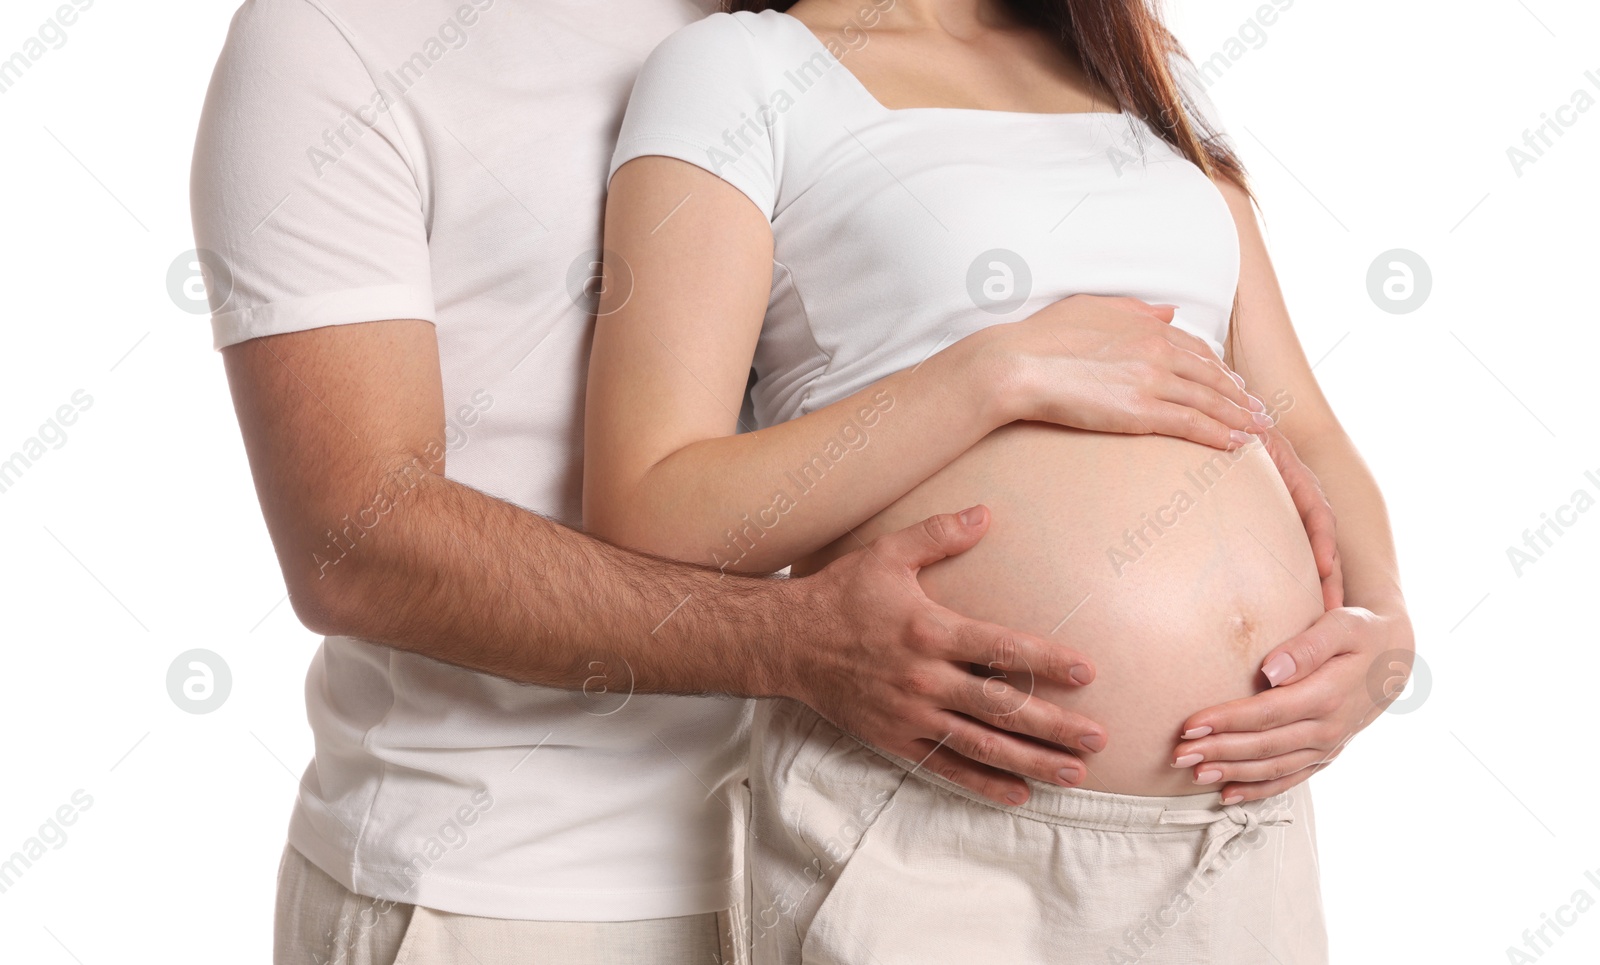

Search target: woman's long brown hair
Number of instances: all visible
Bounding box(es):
[723,0,1250,196]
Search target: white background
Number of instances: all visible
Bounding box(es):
[1,0,1596,962]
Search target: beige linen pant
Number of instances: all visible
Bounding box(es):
[273,844,746,965]
[749,699,1328,965]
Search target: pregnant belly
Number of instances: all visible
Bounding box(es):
[802,424,1324,796]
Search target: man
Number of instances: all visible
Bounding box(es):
[191,1,1405,962]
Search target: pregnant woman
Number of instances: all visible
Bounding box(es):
[585,0,1406,961]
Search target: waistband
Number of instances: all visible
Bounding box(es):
[855,732,1296,840]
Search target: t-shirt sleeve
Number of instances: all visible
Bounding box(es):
[608,14,779,220]
[191,0,435,350]
[1168,51,1232,150]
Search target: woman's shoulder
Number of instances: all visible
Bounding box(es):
[643,9,802,81]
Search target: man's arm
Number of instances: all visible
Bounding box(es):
[224,317,1102,804]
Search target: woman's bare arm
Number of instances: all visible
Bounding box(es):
[586,156,1266,573]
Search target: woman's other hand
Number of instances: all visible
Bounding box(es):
[1171,606,1417,803]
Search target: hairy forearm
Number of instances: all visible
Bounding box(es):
[302,466,810,697]
[593,332,1008,573]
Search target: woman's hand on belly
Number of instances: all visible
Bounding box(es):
[1170,605,1417,803]
[819,427,1327,797]
[971,293,1272,451]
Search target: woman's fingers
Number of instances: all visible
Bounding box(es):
[1176,671,1332,745]
[1162,342,1262,415]
[1157,369,1270,438]
[1151,315,1223,363]
[1216,761,1332,805]
[1186,748,1328,788]
[1172,718,1332,769]
[1138,400,1254,451]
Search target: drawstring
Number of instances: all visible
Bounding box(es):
[1157,795,1295,878]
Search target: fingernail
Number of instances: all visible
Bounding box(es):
[1172,753,1203,768]
[1246,394,1266,412]
[1194,768,1223,785]
[1181,726,1212,740]
[1229,430,1251,447]
[1069,664,1092,685]
[1221,792,1244,805]
[1080,733,1106,753]
[959,507,982,526]
[1057,767,1080,785]
[1251,411,1274,428]
[1262,652,1296,687]
[1005,789,1027,806]
[1228,370,1246,389]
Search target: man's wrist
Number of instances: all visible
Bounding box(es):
[743,573,817,702]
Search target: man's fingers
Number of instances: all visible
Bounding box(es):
[932,715,1088,793]
[873,506,990,572]
[950,671,1106,756]
[909,743,1033,806]
[946,615,1095,687]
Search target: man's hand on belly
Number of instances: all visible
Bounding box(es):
[1169,606,1416,803]
[783,505,1107,807]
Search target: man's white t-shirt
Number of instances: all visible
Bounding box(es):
[191,0,751,921]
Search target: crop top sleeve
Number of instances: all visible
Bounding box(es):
[609,14,782,221]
